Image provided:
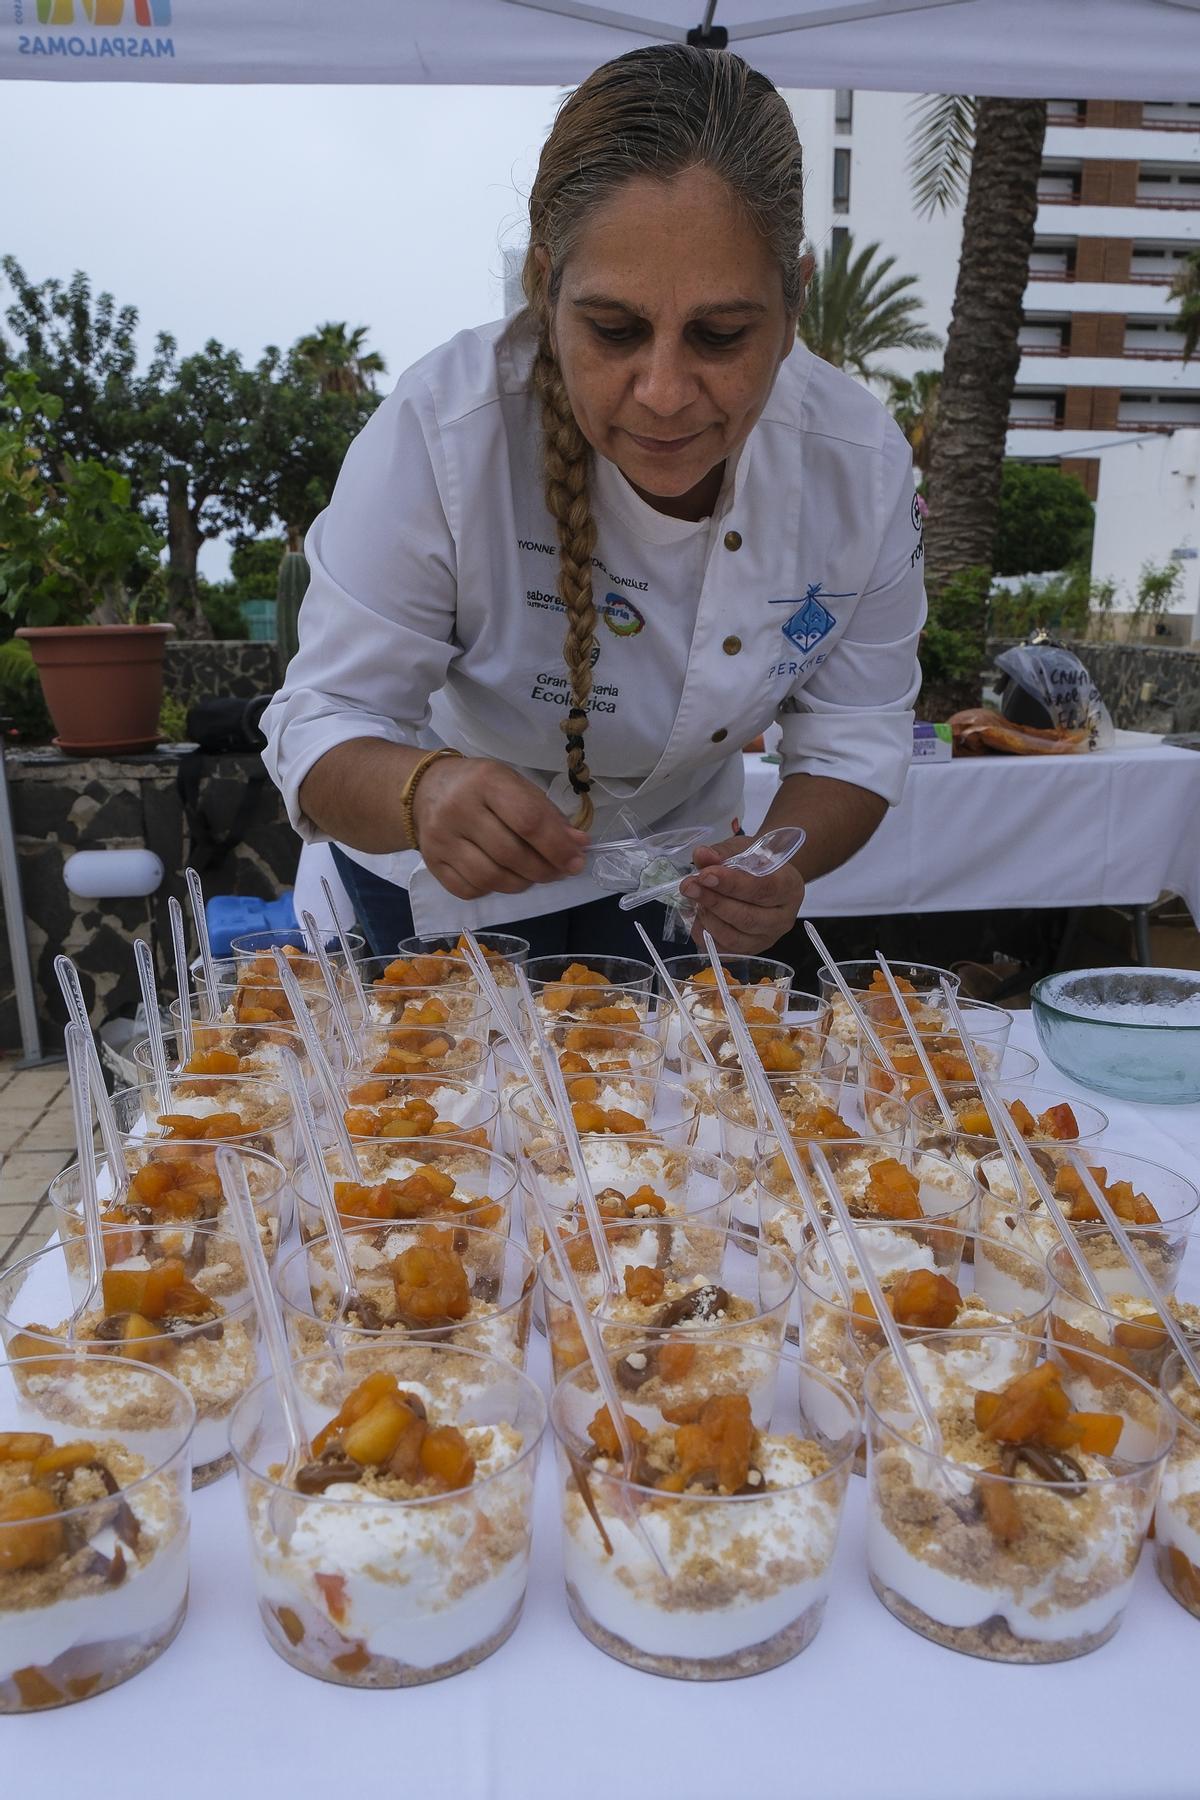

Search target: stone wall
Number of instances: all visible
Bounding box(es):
[986,639,1200,735]
[0,744,297,1053]
[162,640,280,710]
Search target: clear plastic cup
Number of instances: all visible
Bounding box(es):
[338,1070,500,1150]
[351,1018,490,1086]
[231,1341,546,1685]
[276,1220,537,1371]
[228,927,366,970]
[191,967,341,1040]
[851,1081,912,1143]
[975,1147,1200,1294]
[0,1350,193,1712]
[821,960,960,1066]
[494,1023,664,1153]
[659,954,794,1070]
[296,1140,518,1242]
[0,1229,259,1487]
[109,1073,296,1174]
[521,1139,736,1261]
[505,1076,667,1161]
[394,933,529,1031]
[47,1143,292,1266]
[1046,1230,1200,1387]
[134,1021,324,1096]
[524,953,655,1002]
[861,999,1014,1102]
[907,1082,1109,1169]
[682,986,828,1072]
[865,1331,1175,1662]
[551,1342,858,1678]
[540,1219,796,1386]
[796,1223,1052,1469]
[349,962,492,1035]
[756,1138,981,1262]
[714,1063,853,1234]
[1155,1350,1200,1619]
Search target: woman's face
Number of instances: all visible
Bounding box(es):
[547,166,797,513]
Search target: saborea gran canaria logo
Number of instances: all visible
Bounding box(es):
[13,0,175,63]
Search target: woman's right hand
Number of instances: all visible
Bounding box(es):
[411,756,590,900]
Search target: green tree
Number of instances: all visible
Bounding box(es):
[293,322,386,397]
[799,235,939,383]
[248,344,380,550]
[886,367,941,475]
[992,462,1094,577]
[230,534,286,595]
[1168,249,1200,363]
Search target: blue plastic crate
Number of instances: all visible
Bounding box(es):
[205,893,297,959]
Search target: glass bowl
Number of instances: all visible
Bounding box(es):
[1031,966,1200,1104]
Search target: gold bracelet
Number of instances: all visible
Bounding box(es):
[400,748,463,852]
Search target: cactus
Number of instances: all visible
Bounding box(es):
[275,548,310,673]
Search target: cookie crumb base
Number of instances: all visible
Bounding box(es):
[0,1595,187,1712]
[870,1573,1119,1663]
[257,1596,523,1687]
[566,1583,825,1680]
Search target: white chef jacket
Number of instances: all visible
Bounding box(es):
[262,313,925,934]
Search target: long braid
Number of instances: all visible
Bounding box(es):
[531,332,598,830]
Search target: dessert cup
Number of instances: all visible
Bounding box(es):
[0,1350,193,1712]
[190,967,342,1044]
[907,1080,1105,1171]
[659,954,794,1071]
[756,1138,982,1262]
[1046,1231,1200,1388]
[494,1023,664,1157]
[796,1224,1052,1469]
[551,1342,858,1678]
[0,1229,260,1487]
[1155,1350,1200,1619]
[337,1070,500,1149]
[48,1142,291,1265]
[975,1147,1200,1294]
[135,1023,323,1100]
[505,1077,685,1164]
[351,1018,490,1086]
[524,954,655,1005]
[861,999,1014,1102]
[296,1140,517,1241]
[276,1220,537,1371]
[394,932,528,1031]
[232,1342,545,1685]
[229,927,366,965]
[520,1138,736,1261]
[109,1073,296,1174]
[714,1063,854,1233]
[865,1330,1174,1661]
[821,960,959,1070]
[350,958,492,1034]
[540,1220,796,1389]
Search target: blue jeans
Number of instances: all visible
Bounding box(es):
[330,845,680,962]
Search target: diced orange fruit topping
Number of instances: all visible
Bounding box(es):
[1008,1098,1037,1138]
[184,1049,241,1076]
[623,1265,666,1306]
[974,1360,1122,1457]
[0,1487,65,1571]
[1053,1164,1159,1225]
[889,1267,962,1329]
[101,1258,211,1322]
[30,1441,98,1479]
[1037,1103,1079,1141]
[156,1111,247,1142]
[390,1242,471,1326]
[418,1425,475,1490]
[657,1340,697,1383]
[586,1406,647,1461]
[863,1159,922,1220]
[674,1392,754,1492]
[0,1432,52,1464]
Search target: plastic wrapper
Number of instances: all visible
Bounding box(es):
[587,810,805,940]
[993,643,1115,751]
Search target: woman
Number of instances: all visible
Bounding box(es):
[263,45,925,961]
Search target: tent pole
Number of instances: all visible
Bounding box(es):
[0,739,46,1067]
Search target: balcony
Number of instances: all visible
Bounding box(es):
[1022,281,1181,313]
[1035,191,1200,212]
[1016,355,1200,388]
[1036,202,1200,240]
[1043,125,1200,162]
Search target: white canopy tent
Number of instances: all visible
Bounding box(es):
[0,0,1198,99]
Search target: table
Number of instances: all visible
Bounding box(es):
[12,1015,1200,1795]
[743,731,1200,932]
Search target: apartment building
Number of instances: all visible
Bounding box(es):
[1008,96,1200,496]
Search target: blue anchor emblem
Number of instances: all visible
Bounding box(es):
[769,582,856,654]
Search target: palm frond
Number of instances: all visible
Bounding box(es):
[908,93,977,218]
[798,233,939,383]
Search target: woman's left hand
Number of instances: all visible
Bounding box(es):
[679,836,805,955]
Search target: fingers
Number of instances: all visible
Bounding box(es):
[476,808,571,887]
[487,768,588,874]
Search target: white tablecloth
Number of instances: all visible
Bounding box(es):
[11,1013,1200,1798]
[743,732,1200,923]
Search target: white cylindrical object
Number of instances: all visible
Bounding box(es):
[63,849,164,899]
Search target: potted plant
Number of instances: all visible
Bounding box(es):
[0,371,171,755]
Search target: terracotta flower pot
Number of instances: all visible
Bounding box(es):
[16,623,175,756]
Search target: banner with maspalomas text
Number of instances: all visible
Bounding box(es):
[0,0,1192,97]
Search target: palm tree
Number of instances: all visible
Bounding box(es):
[799,235,939,384]
[886,367,941,474]
[1168,249,1200,362]
[909,95,1048,599]
[293,322,386,396]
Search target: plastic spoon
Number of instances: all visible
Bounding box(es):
[64,1023,107,1346]
[938,980,1108,1311]
[875,950,956,1133]
[1063,1151,1200,1393]
[632,920,718,1072]
[217,1145,311,1482]
[185,867,220,1024]
[702,935,854,1312]
[270,950,361,1179]
[457,934,553,1114]
[511,962,620,1296]
[54,954,128,1203]
[134,937,173,1119]
[300,908,360,1062]
[318,876,369,1028]
[803,921,897,1075]
[280,1049,358,1332]
[618,826,806,912]
[168,896,194,1064]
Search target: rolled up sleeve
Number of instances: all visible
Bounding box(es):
[776,427,925,807]
[261,381,458,841]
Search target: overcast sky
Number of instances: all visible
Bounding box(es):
[3,80,559,572]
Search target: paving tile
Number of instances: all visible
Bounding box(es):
[5,1068,68,1102]
[16,1117,79,1153]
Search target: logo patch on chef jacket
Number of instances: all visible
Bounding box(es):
[769,583,855,654]
[601,592,645,637]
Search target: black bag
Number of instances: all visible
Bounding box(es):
[185,694,271,755]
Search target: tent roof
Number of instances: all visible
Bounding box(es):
[3,0,1199,99]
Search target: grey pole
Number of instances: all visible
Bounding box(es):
[0,735,45,1065]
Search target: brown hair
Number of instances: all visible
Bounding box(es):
[522,44,805,828]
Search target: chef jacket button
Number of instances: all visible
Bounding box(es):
[711,728,728,743]
[723,530,742,552]
[722,635,742,656]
